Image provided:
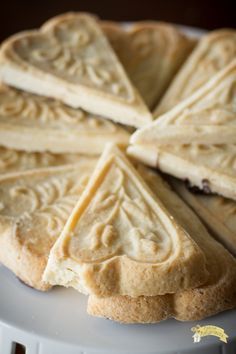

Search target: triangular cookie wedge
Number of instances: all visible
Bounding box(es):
[87,169,236,323]
[102,21,195,110]
[128,143,236,201]
[0,13,152,128]
[43,144,208,297]
[171,178,236,256]
[0,146,85,175]
[0,160,97,291]
[131,59,236,145]
[0,84,130,154]
[129,61,236,200]
[0,158,206,294]
[154,29,236,116]
[0,156,163,290]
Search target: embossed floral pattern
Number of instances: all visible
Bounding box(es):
[0,147,88,174]
[69,162,175,264]
[13,16,133,99]
[0,163,96,254]
[168,73,236,127]
[155,31,236,115]
[0,85,118,131]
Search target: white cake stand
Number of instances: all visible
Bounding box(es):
[1,25,235,354]
[0,265,236,354]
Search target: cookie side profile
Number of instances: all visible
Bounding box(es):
[128,143,236,201]
[171,178,236,256]
[0,147,85,174]
[0,83,130,155]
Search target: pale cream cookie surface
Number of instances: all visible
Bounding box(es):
[0,13,152,128]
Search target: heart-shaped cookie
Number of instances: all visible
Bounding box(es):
[87,171,236,322]
[44,144,208,297]
[102,21,195,110]
[0,13,152,128]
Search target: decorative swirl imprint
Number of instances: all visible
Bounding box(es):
[10,186,41,213]
[179,36,236,99]
[131,27,173,59]
[171,79,236,126]
[20,151,58,168]
[0,147,81,173]
[56,25,91,48]
[39,195,78,237]
[131,31,157,58]
[14,18,132,99]
[0,148,19,169]
[46,18,92,49]
[125,27,190,108]
[88,222,118,252]
[70,166,173,264]
[9,174,88,236]
[174,107,236,126]
[126,30,166,93]
[0,86,117,131]
[31,45,127,96]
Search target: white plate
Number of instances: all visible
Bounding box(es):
[0,25,235,354]
[1,266,236,354]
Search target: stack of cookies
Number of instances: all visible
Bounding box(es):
[0,12,235,324]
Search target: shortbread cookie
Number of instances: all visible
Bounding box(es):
[0,13,152,128]
[0,160,97,290]
[171,178,236,256]
[0,157,153,290]
[102,21,195,110]
[154,29,236,115]
[131,60,236,145]
[88,169,236,323]
[0,157,205,294]
[128,143,236,201]
[0,147,85,175]
[0,84,130,154]
[129,61,236,200]
[44,144,208,297]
